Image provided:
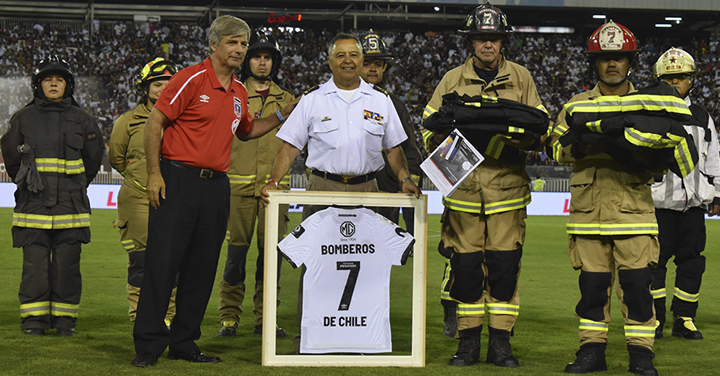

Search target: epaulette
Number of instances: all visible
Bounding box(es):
[303,85,320,95]
[372,85,389,96]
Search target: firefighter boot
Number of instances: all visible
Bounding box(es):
[443,304,457,338]
[487,327,519,368]
[565,342,607,373]
[628,345,658,376]
[654,319,663,339]
[672,316,703,340]
[448,332,481,367]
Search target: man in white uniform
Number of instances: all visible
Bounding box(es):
[277,206,414,353]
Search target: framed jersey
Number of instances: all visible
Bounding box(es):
[278,206,414,354]
[262,191,427,367]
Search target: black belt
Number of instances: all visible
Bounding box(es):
[166,159,226,179]
[311,169,375,184]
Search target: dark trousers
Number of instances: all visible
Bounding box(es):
[133,161,230,357]
[18,228,84,330]
[651,207,707,322]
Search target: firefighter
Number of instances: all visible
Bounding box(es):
[650,47,720,340]
[217,31,295,338]
[422,3,548,368]
[108,57,180,326]
[1,55,104,336]
[359,29,422,234]
[549,21,660,375]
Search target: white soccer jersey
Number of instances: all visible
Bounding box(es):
[278,206,415,354]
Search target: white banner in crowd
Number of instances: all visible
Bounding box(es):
[0,183,715,219]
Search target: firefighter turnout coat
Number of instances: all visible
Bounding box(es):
[423,55,547,216]
[3,97,104,236]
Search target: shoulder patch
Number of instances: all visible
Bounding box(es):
[303,85,320,95]
[373,85,389,96]
[291,224,306,238]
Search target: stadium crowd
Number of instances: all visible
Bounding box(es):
[2,20,720,167]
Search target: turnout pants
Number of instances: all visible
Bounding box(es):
[569,234,658,350]
[218,194,288,326]
[651,208,706,324]
[133,160,230,357]
[16,227,86,330]
[116,181,176,322]
[441,208,525,336]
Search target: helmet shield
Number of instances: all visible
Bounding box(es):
[654,47,697,79]
[361,30,393,62]
[135,58,180,92]
[459,3,512,37]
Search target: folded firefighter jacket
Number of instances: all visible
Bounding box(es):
[423,92,550,165]
[559,81,698,178]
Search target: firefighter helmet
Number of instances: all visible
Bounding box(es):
[134,58,179,93]
[654,47,697,79]
[241,31,282,81]
[361,30,393,62]
[32,55,75,98]
[458,3,513,37]
[585,20,641,55]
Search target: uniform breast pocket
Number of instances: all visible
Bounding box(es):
[362,120,385,152]
[64,121,85,159]
[310,119,339,154]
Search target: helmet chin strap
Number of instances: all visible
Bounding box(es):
[249,73,272,82]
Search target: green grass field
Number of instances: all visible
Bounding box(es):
[0,208,718,375]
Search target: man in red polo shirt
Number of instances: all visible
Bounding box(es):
[131,15,298,368]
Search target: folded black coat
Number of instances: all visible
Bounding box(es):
[422,92,550,165]
[559,82,698,178]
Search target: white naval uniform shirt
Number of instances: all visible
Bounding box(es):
[278,206,415,354]
[276,77,408,176]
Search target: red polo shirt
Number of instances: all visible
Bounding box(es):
[154,57,252,172]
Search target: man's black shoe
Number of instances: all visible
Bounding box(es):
[254,324,288,337]
[56,328,75,336]
[132,352,157,367]
[448,334,481,367]
[672,316,703,340]
[654,321,663,339]
[487,327,519,368]
[25,328,45,336]
[628,345,658,376]
[167,350,221,363]
[565,342,607,373]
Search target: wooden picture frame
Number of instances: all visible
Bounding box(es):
[263,190,427,367]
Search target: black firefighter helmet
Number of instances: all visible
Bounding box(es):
[31,55,75,98]
[241,31,282,82]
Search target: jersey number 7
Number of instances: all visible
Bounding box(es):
[337,261,360,311]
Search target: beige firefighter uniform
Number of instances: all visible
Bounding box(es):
[108,103,176,322]
[549,83,659,350]
[424,55,547,334]
[218,80,294,328]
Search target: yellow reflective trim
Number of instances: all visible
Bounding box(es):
[121,240,135,250]
[20,301,51,317]
[508,126,525,134]
[565,95,692,117]
[228,174,256,185]
[624,128,668,149]
[485,193,531,214]
[485,134,506,159]
[624,325,655,337]
[51,302,79,317]
[674,138,694,178]
[423,104,437,118]
[457,303,485,315]
[566,222,658,235]
[35,158,85,175]
[586,120,603,133]
[225,230,231,242]
[651,288,666,299]
[579,319,609,332]
[486,303,519,315]
[442,196,483,214]
[674,287,699,303]
[13,213,91,229]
